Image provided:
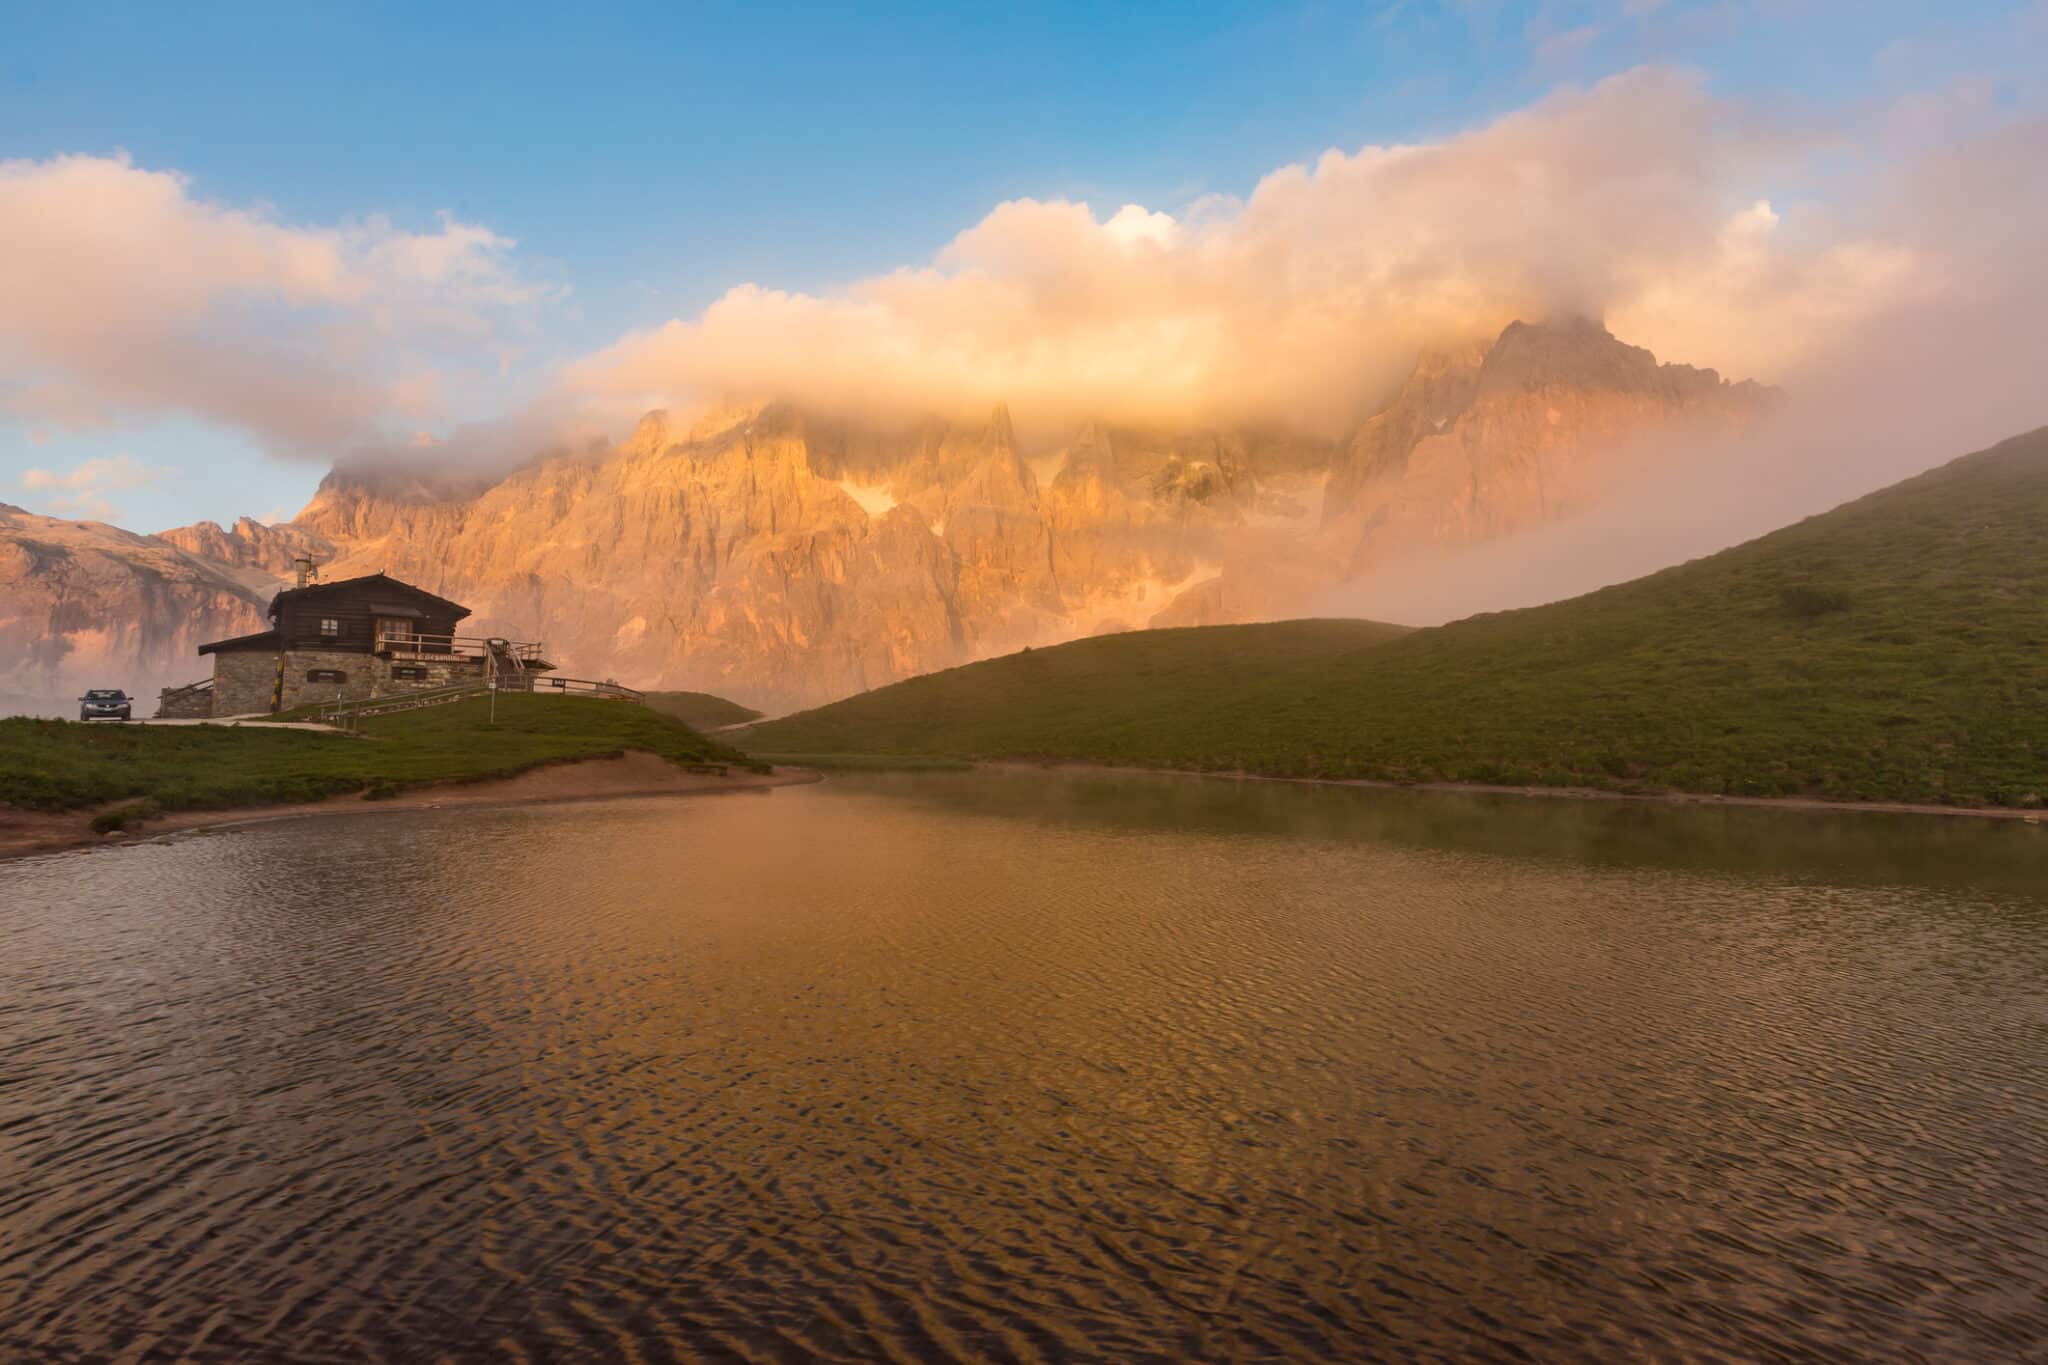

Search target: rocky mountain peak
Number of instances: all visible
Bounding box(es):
[1481,316,1646,390]
[2,503,273,716]
[158,514,336,580]
[627,410,674,451]
[984,402,1017,455]
[9,325,1782,716]
[1312,316,1776,587]
[1478,316,1751,405]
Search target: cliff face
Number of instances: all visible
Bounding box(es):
[284,398,1361,711]
[157,516,337,582]
[1319,317,1772,577]
[1,319,1776,717]
[1113,318,1774,630]
[0,505,269,716]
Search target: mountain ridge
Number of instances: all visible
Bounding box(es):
[5,319,1772,715]
[0,503,270,717]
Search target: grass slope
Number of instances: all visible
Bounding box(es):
[747,428,2048,807]
[748,619,1412,762]
[0,694,758,819]
[643,689,764,729]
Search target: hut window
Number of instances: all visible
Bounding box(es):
[391,665,428,680]
[319,617,340,637]
[306,668,347,683]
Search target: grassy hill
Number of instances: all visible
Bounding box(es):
[746,619,1412,766]
[0,694,758,823]
[642,689,764,730]
[745,427,2048,808]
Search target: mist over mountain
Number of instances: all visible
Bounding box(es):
[0,504,269,717]
[1,318,1781,715]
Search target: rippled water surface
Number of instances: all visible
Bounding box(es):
[3,772,2046,1362]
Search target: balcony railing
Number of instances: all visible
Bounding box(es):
[375,631,548,666]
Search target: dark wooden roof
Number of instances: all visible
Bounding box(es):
[198,629,282,656]
[266,573,471,622]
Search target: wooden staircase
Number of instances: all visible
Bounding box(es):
[487,639,533,691]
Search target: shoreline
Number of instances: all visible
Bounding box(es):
[974,759,2048,823]
[9,750,2041,865]
[0,752,821,864]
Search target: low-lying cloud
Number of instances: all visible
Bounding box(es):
[568,66,1938,434]
[1320,102,2048,627]
[6,45,2042,545]
[0,153,535,457]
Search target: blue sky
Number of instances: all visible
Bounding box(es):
[2,1,2038,531]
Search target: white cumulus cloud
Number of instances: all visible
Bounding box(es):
[0,154,538,457]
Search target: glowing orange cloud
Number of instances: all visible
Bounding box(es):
[568,68,1927,434]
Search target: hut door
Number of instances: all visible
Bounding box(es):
[377,618,414,652]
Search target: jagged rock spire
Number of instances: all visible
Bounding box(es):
[985,401,1016,454]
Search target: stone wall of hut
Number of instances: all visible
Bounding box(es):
[210,652,285,717]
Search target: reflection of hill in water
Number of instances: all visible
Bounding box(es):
[839,768,2048,901]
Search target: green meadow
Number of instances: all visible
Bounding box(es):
[745,428,2048,808]
[0,694,757,827]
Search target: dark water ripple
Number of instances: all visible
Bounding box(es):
[2,772,2046,1362]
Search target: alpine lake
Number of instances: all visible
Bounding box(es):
[3,769,2044,1361]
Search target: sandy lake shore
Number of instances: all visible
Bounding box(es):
[0,752,820,863]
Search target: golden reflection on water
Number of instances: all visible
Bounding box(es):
[1,771,2044,1361]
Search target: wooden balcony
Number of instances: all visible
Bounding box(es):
[375,630,550,669]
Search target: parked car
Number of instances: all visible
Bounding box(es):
[79,689,132,721]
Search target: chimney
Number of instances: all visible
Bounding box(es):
[293,555,317,588]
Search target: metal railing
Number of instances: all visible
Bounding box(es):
[529,676,645,702]
[318,682,489,723]
[312,675,643,726]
